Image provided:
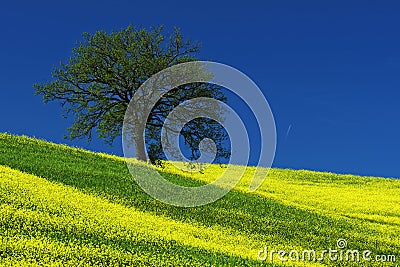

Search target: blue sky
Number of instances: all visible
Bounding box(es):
[1,0,399,178]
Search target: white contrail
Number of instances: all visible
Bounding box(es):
[285,124,292,139]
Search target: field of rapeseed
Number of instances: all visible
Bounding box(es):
[0,133,399,266]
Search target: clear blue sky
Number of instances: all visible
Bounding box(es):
[1,0,399,178]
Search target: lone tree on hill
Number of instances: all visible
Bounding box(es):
[34,25,229,163]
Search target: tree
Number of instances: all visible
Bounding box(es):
[34,25,229,163]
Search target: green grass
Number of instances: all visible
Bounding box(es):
[0,133,399,266]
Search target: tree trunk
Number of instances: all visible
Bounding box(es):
[134,135,147,162]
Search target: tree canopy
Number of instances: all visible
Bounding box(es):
[34,25,229,164]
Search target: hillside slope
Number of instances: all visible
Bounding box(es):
[0,133,399,266]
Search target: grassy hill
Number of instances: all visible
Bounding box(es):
[0,133,399,266]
